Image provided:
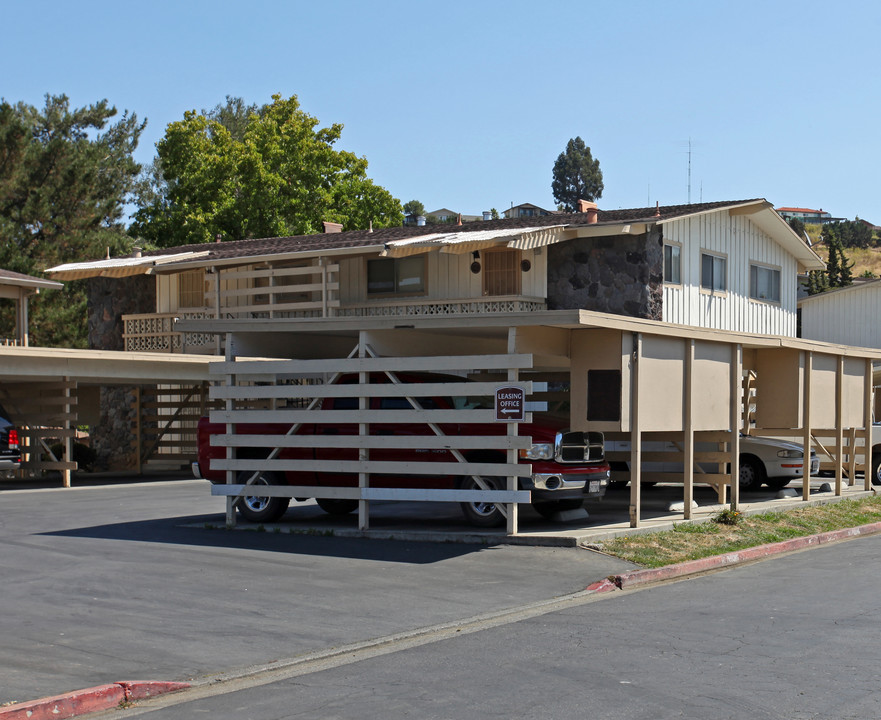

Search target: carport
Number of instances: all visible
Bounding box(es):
[0,346,215,484]
[181,308,881,534]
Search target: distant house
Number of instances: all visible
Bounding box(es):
[424,208,481,224]
[776,207,844,225]
[503,203,555,219]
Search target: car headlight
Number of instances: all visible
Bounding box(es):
[777,449,803,459]
[520,443,554,460]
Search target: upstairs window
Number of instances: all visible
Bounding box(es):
[483,249,522,296]
[664,244,681,284]
[177,270,206,308]
[367,256,426,296]
[750,264,781,302]
[700,252,727,292]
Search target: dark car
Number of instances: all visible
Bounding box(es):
[0,404,21,471]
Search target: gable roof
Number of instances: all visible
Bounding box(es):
[46,198,824,279]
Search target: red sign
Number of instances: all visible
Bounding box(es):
[495,385,525,422]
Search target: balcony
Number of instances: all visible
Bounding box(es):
[122,296,548,353]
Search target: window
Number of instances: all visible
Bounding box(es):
[700,253,727,292]
[750,264,781,302]
[587,369,621,422]
[367,256,426,296]
[178,270,205,308]
[664,244,681,284]
[483,249,521,296]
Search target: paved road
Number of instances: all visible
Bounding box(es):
[98,531,881,720]
[0,477,632,707]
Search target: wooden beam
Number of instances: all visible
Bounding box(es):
[630,333,641,528]
[802,351,812,501]
[683,339,694,520]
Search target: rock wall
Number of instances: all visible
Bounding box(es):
[87,277,156,470]
[546,228,663,320]
[88,276,155,351]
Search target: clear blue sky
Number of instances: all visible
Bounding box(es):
[3,0,880,222]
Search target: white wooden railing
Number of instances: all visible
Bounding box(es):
[123,295,548,353]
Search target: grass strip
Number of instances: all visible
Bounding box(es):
[593,496,881,568]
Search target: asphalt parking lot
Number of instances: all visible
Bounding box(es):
[0,475,635,707]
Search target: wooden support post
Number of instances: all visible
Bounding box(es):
[62,378,73,488]
[135,386,142,476]
[730,344,741,510]
[225,336,236,527]
[358,331,370,531]
[835,356,844,495]
[629,333,641,528]
[683,339,694,520]
[864,358,874,491]
[802,351,812,501]
[506,327,520,536]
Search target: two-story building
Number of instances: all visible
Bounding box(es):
[50,198,876,536]
[47,198,825,352]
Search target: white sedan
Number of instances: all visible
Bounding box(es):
[607,435,819,492]
[738,435,820,491]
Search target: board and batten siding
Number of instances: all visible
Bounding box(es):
[800,282,881,349]
[662,212,798,336]
[338,248,545,304]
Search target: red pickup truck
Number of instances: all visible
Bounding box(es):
[196,373,610,527]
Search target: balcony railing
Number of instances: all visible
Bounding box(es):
[122,296,548,353]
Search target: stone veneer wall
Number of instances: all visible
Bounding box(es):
[88,276,156,470]
[546,227,663,320]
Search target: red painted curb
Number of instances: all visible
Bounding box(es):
[585,577,618,594]
[0,681,190,720]
[612,520,881,590]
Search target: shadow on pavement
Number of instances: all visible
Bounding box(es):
[40,513,497,564]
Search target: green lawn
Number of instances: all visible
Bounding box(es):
[592,496,881,568]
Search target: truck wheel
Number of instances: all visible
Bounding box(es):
[458,476,505,528]
[316,498,358,515]
[237,470,290,523]
[872,453,881,487]
[533,499,584,519]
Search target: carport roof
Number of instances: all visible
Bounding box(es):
[177,307,881,360]
[0,346,217,384]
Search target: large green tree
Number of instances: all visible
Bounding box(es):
[551,136,603,212]
[0,94,144,346]
[130,94,403,247]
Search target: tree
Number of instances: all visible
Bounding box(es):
[130,94,403,247]
[805,269,829,295]
[787,217,805,238]
[0,94,144,347]
[490,208,499,220]
[551,136,603,212]
[824,219,874,249]
[824,234,854,288]
[403,200,424,217]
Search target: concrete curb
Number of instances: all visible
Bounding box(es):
[0,681,190,720]
[606,520,881,591]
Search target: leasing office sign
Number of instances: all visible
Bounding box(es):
[494,385,525,422]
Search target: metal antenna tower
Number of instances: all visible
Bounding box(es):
[687,137,692,204]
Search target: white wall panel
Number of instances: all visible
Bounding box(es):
[662,211,797,336]
[801,283,881,349]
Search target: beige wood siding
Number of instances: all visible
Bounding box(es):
[662,212,798,336]
[340,248,544,304]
